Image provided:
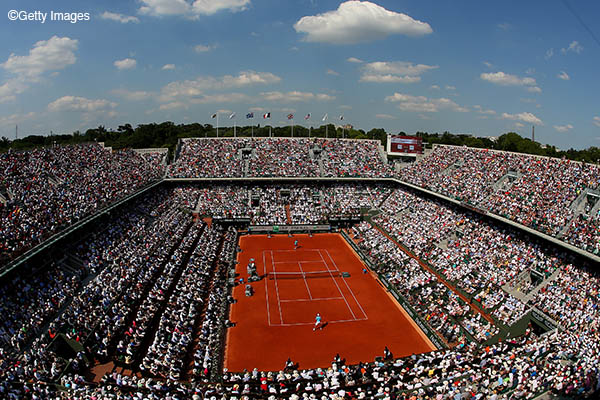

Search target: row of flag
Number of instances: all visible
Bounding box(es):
[211,112,344,121]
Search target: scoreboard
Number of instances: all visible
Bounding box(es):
[388,135,423,155]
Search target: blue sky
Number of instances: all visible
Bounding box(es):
[1,0,599,149]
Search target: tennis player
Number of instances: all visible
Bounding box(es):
[313,313,322,331]
[294,239,299,250]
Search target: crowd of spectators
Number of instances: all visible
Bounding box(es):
[351,222,497,346]
[399,145,600,254]
[142,223,219,380]
[247,138,320,177]
[168,138,393,179]
[0,187,240,398]
[0,144,163,265]
[0,265,81,354]
[322,184,393,217]
[138,151,167,172]
[169,138,247,178]
[562,211,600,255]
[183,183,394,225]
[1,135,600,398]
[316,139,393,178]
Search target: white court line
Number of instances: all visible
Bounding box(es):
[272,249,321,253]
[270,250,284,325]
[270,317,368,327]
[317,249,357,320]
[263,251,271,326]
[279,297,344,303]
[324,249,368,320]
[272,260,327,264]
[298,261,313,300]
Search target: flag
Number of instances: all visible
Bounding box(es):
[263,112,271,119]
[246,112,254,119]
[287,113,294,120]
[211,113,217,118]
[305,113,311,120]
[322,113,328,122]
[229,112,236,119]
[339,115,344,120]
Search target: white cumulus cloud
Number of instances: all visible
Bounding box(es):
[501,112,543,125]
[361,75,421,83]
[190,93,250,104]
[111,89,152,101]
[553,124,573,133]
[481,71,542,93]
[481,71,536,86]
[557,71,570,80]
[0,112,37,126]
[473,105,496,115]
[593,116,600,128]
[385,92,468,113]
[261,91,335,102]
[139,0,250,17]
[1,36,78,102]
[347,57,363,63]
[294,1,432,44]
[114,58,137,70]
[194,44,215,53]
[360,61,437,83]
[159,71,281,103]
[191,0,250,15]
[561,40,583,54]
[3,36,78,79]
[161,64,176,70]
[160,101,188,111]
[48,96,117,112]
[100,11,140,23]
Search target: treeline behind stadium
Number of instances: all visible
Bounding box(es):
[1,122,599,163]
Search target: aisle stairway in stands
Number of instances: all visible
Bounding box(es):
[183,228,237,381]
[317,158,325,176]
[503,267,561,304]
[557,188,600,238]
[105,218,200,377]
[132,221,203,365]
[182,232,224,380]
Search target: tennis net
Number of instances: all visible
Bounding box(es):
[267,270,343,280]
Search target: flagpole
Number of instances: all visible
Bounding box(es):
[291,118,294,137]
[217,112,219,137]
[251,125,254,137]
[234,116,237,137]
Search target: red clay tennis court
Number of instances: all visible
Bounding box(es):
[224,233,435,372]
